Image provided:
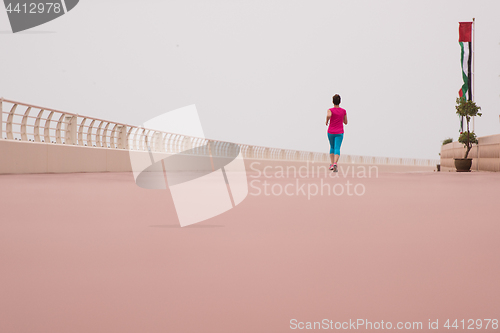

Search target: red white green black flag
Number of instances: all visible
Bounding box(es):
[458,22,472,100]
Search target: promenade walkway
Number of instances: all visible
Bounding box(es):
[1,170,499,332]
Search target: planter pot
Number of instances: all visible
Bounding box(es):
[454,158,472,172]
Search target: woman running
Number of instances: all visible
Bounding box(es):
[325,94,348,172]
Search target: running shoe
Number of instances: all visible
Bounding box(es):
[329,164,334,170]
[333,164,338,172]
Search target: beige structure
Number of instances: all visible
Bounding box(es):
[1,98,439,174]
[440,134,500,172]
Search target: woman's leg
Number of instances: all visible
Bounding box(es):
[333,134,344,164]
[327,133,335,164]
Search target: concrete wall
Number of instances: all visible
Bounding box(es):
[0,140,132,174]
[440,134,500,172]
[0,139,437,175]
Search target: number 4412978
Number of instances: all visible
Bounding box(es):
[444,319,498,330]
[5,3,62,14]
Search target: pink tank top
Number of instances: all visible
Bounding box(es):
[327,107,346,134]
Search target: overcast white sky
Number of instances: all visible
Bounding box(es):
[1,0,500,159]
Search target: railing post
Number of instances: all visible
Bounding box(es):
[153,132,162,152]
[65,115,77,145]
[247,146,254,158]
[182,136,192,153]
[117,125,127,149]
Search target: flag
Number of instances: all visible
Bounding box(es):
[458,22,472,100]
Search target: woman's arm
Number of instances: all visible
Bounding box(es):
[326,109,332,126]
[343,113,348,125]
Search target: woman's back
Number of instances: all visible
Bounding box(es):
[327,107,346,134]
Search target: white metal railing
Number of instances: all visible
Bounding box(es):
[0,97,439,166]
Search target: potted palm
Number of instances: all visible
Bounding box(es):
[455,97,482,172]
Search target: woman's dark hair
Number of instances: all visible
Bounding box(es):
[332,94,341,105]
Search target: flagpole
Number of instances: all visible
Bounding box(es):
[472,18,477,170]
[472,17,475,132]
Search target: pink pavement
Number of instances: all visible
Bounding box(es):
[0,170,499,332]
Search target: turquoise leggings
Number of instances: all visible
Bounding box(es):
[327,133,344,155]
